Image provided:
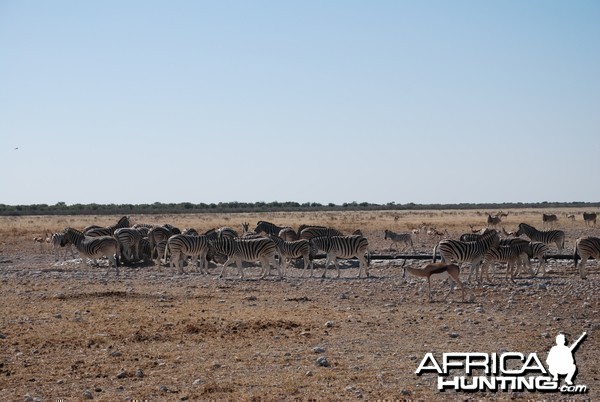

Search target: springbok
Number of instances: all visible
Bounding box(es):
[402,260,466,302]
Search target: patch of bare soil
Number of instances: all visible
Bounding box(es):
[0,226,599,401]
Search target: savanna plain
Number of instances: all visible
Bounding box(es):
[0,208,598,401]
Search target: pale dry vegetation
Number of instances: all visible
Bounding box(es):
[1,208,599,401]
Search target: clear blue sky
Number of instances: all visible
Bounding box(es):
[1,1,598,206]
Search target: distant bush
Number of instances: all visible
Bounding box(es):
[0,201,597,216]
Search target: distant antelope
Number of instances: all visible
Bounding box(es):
[566,214,575,223]
[33,231,51,252]
[402,260,466,302]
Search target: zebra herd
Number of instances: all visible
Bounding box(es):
[387,219,599,283]
[47,217,371,279]
[42,215,600,281]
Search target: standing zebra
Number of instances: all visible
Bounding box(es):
[432,229,499,282]
[299,226,343,240]
[209,237,280,280]
[51,232,77,262]
[515,223,565,252]
[268,235,313,277]
[383,230,414,252]
[480,241,531,283]
[574,236,600,279]
[84,216,131,237]
[62,228,121,275]
[113,227,143,263]
[309,235,370,278]
[165,234,213,274]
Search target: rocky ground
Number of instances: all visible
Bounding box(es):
[0,219,599,401]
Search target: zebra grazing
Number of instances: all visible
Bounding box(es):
[309,235,370,278]
[148,225,179,264]
[165,234,212,274]
[209,237,280,279]
[139,238,152,262]
[480,241,531,283]
[253,221,289,237]
[583,212,597,226]
[433,229,499,282]
[526,241,550,276]
[51,232,77,262]
[84,216,131,237]
[113,227,143,263]
[299,226,343,240]
[269,235,313,277]
[574,236,600,279]
[542,213,558,228]
[515,223,565,252]
[384,230,414,252]
[63,228,121,275]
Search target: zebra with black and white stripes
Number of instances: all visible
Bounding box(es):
[383,230,414,252]
[433,229,499,282]
[268,235,313,277]
[309,235,370,278]
[574,236,600,279]
[165,234,213,274]
[481,240,531,283]
[299,226,343,240]
[51,232,77,262]
[253,221,287,236]
[217,227,239,239]
[515,223,565,252]
[209,237,280,279]
[114,227,143,263]
[63,228,121,275]
[148,225,179,264]
[84,216,131,237]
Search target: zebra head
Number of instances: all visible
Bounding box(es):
[516,223,533,237]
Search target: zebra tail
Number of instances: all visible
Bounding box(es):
[573,246,579,268]
[163,243,170,265]
[115,241,121,267]
[432,243,438,263]
[367,251,371,267]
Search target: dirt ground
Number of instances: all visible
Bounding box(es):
[0,210,599,401]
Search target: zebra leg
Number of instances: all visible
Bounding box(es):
[275,256,282,278]
[334,258,341,279]
[321,255,333,278]
[578,257,588,279]
[357,255,368,278]
[219,257,233,278]
[260,257,271,279]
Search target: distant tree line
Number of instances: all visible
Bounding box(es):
[0,201,598,216]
